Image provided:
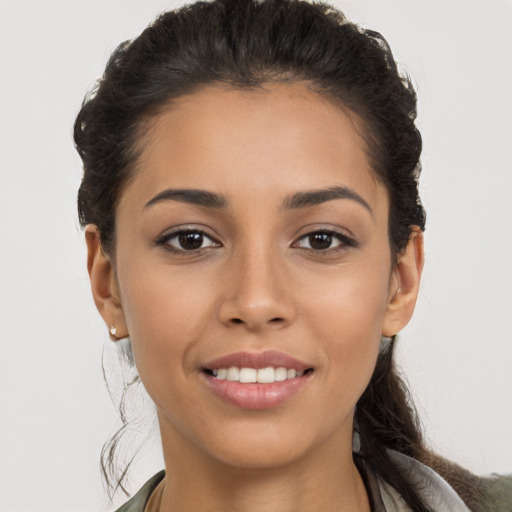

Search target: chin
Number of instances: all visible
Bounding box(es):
[193,416,348,472]
[209,440,310,471]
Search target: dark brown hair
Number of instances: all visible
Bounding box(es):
[74,0,489,509]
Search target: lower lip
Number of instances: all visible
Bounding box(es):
[202,372,312,410]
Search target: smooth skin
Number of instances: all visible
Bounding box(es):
[86,83,424,512]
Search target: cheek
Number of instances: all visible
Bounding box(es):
[115,261,216,385]
[303,260,391,388]
[304,257,391,336]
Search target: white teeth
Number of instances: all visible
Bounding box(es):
[257,367,275,383]
[239,367,257,383]
[274,367,287,381]
[210,366,308,383]
[226,367,240,381]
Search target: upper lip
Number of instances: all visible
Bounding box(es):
[203,350,312,372]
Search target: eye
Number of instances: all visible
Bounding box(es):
[294,230,354,252]
[156,229,220,252]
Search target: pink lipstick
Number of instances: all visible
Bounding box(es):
[201,350,314,410]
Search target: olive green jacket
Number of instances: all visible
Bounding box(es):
[113,453,512,512]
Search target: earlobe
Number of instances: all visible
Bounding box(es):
[85,225,128,340]
[382,227,424,337]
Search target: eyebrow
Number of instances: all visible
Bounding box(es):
[145,188,228,209]
[282,186,372,213]
[144,185,371,213]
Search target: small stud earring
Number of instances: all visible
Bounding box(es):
[110,325,117,336]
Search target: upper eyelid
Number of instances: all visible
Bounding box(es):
[294,227,354,241]
[291,220,355,238]
[298,228,346,237]
[169,230,219,242]
[158,225,219,239]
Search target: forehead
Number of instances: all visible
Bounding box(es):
[124,83,387,215]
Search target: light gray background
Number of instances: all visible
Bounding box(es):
[1,1,511,511]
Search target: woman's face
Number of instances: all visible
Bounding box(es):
[90,83,420,470]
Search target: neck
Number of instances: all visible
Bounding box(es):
[156,419,370,512]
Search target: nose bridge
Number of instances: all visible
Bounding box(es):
[239,239,278,300]
[218,236,293,329]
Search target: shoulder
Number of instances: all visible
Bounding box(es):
[379,451,512,512]
[378,450,472,512]
[114,470,165,512]
[485,474,512,512]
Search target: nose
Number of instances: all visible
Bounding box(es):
[218,244,295,331]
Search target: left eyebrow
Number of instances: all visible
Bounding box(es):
[282,186,372,213]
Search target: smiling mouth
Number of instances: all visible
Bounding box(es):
[203,366,314,383]
[202,353,315,409]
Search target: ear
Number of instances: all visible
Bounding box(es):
[85,225,128,341]
[382,227,424,337]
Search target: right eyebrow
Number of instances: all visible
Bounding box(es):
[144,188,228,210]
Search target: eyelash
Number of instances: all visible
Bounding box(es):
[293,229,357,255]
[154,228,220,254]
[154,228,357,255]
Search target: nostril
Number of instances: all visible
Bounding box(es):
[229,317,284,326]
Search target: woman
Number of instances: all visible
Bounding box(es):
[73,0,510,510]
